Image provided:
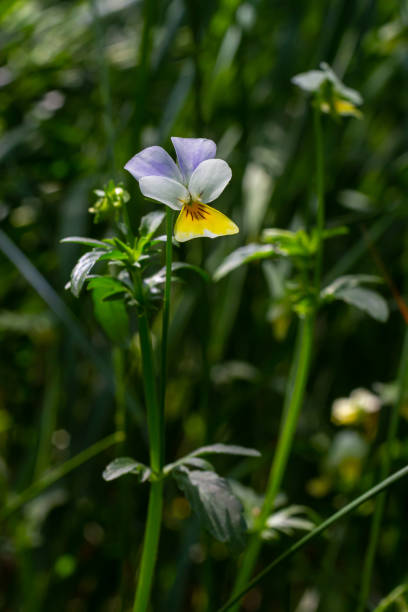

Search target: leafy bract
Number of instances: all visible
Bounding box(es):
[102,457,151,482]
[214,243,277,281]
[173,467,247,550]
[321,275,388,322]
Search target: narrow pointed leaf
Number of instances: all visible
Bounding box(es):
[189,443,260,459]
[214,244,277,281]
[70,250,106,297]
[102,457,150,482]
[61,236,110,248]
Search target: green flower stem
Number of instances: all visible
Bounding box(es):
[113,347,126,436]
[313,105,325,290]
[132,271,161,472]
[133,480,164,612]
[219,463,408,612]
[357,325,408,612]
[1,431,124,521]
[230,106,325,610]
[230,314,315,609]
[132,258,172,611]
[159,209,174,460]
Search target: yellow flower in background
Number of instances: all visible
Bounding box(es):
[320,98,363,119]
[125,137,239,242]
[331,387,382,426]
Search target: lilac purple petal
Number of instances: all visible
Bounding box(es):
[124,146,182,182]
[171,137,216,183]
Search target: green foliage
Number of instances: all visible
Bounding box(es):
[214,244,277,281]
[102,457,151,483]
[89,180,130,223]
[322,275,389,321]
[2,0,408,609]
[173,467,247,551]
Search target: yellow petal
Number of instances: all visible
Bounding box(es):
[174,202,239,242]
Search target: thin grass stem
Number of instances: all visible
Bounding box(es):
[357,326,408,611]
[1,431,125,520]
[219,463,408,612]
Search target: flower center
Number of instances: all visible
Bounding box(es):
[184,200,209,221]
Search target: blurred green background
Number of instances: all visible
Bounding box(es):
[1,0,408,610]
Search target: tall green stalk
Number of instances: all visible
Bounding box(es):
[230,315,315,606]
[230,107,325,609]
[132,214,173,612]
[159,209,174,457]
[357,325,408,611]
[313,105,325,290]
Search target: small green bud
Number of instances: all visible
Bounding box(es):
[89,180,130,223]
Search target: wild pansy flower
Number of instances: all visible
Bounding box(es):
[125,137,239,242]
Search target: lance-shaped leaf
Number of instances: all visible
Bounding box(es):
[173,467,247,550]
[70,250,107,297]
[102,457,151,482]
[214,244,277,281]
[188,443,260,459]
[321,275,388,322]
[164,443,260,474]
[61,236,110,248]
[331,286,388,322]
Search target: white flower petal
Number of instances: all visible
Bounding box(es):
[139,176,188,210]
[124,146,182,182]
[188,159,232,204]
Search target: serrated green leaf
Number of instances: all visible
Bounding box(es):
[214,244,277,281]
[61,236,109,248]
[102,457,150,482]
[70,250,106,297]
[173,467,247,550]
